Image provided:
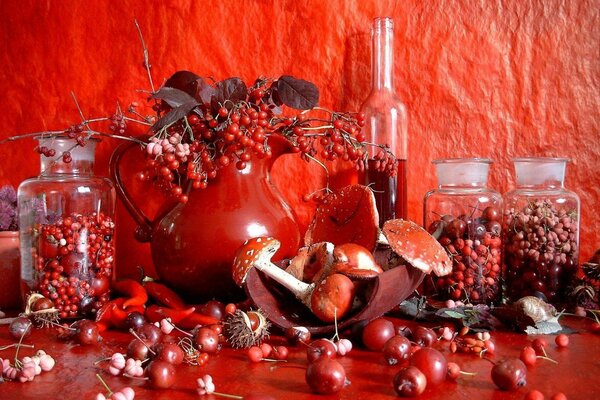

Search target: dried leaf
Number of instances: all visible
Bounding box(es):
[276,76,319,110]
[164,70,202,96]
[524,318,562,335]
[443,310,466,319]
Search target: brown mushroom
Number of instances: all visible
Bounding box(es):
[232,237,356,322]
[305,185,379,251]
[382,219,452,276]
[330,243,383,280]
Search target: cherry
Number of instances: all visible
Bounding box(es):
[411,326,436,347]
[446,362,461,381]
[9,317,32,340]
[393,366,427,397]
[136,324,163,347]
[90,275,110,297]
[306,339,337,362]
[127,338,150,361]
[73,320,101,345]
[247,346,264,363]
[550,393,567,400]
[482,206,500,222]
[382,335,412,365]
[555,334,569,348]
[305,358,346,394]
[525,390,545,400]
[409,348,447,386]
[125,312,147,331]
[532,338,548,356]
[491,358,527,391]
[362,318,395,351]
[194,327,220,354]
[199,300,225,321]
[155,342,184,365]
[271,346,289,361]
[146,360,176,389]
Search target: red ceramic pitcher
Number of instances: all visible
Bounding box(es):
[110,136,301,302]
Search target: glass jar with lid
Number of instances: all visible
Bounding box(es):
[423,158,503,304]
[18,136,116,318]
[503,157,580,305]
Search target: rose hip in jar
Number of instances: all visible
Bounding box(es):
[423,158,503,304]
[503,157,580,305]
[18,136,116,319]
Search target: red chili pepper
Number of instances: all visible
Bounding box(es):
[112,279,148,309]
[95,298,127,329]
[144,281,187,310]
[145,305,197,324]
[177,312,220,330]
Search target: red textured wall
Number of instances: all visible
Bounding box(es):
[1,0,598,280]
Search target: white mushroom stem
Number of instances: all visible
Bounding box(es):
[256,259,315,307]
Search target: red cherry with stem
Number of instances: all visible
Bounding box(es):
[271,346,289,361]
[146,360,176,389]
[411,326,437,347]
[410,348,448,386]
[127,338,150,361]
[194,327,220,354]
[555,334,569,348]
[362,318,395,351]
[306,339,337,362]
[9,317,32,340]
[136,324,163,347]
[199,300,225,321]
[155,342,184,365]
[393,366,427,397]
[74,320,101,345]
[125,312,146,331]
[447,362,461,381]
[382,335,412,365]
[305,358,347,394]
[259,343,273,358]
[491,358,527,391]
[525,390,545,400]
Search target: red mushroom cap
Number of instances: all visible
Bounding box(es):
[382,219,452,276]
[305,185,379,251]
[232,237,280,287]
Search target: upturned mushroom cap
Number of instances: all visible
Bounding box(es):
[285,242,335,282]
[382,219,452,276]
[331,243,383,280]
[232,237,280,286]
[304,185,379,251]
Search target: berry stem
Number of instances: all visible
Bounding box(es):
[537,355,558,364]
[13,321,32,364]
[166,319,193,337]
[128,328,156,356]
[211,392,243,400]
[134,19,155,93]
[0,343,34,351]
[95,373,114,398]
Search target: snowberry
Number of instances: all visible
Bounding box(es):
[197,374,216,395]
[124,358,144,377]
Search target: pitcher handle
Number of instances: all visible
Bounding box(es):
[109,141,155,242]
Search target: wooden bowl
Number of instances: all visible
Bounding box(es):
[244,264,425,335]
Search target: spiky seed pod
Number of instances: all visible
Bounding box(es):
[224,309,270,349]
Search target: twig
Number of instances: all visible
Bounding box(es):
[135,19,155,93]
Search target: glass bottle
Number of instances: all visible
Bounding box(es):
[361,16,408,226]
[423,159,503,304]
[18,136,116,318]
[503,157,580,305]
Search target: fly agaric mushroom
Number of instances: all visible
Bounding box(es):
[382,219,452,276]
[305,185,379,251]
[232,237,355,322]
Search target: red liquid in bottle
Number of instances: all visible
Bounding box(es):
[365,158,407,226]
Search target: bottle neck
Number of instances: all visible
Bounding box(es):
[38,138,96,175]
[371,17,394,91]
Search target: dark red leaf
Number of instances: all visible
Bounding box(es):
[152,87,198,108]
[211,77,248,112]
[164,70,201,96]
[151,101,198,132]
[276,76,319,110]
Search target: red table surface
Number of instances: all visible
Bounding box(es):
[1,317,599,400]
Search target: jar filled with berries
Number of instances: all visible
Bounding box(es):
[503,157,580,305]
[18,136,116,319]
[423,158,503,304]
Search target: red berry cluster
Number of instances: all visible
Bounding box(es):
[26,212,115,319]
[425,206,503,304]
